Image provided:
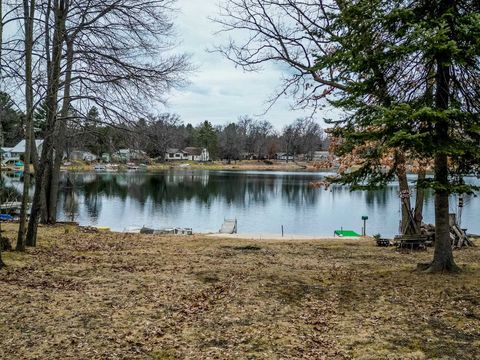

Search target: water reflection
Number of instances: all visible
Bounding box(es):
[3,170,479,237]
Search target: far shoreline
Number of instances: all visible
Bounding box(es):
[61,159,337,173]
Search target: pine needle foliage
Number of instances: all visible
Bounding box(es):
[321,0,480,194]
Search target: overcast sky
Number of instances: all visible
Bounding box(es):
[165,0,320,130]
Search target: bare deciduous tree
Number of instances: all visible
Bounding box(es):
[16,0,35,251]
[25,0,190,244]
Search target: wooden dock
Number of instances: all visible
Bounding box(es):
[219,219,237,234]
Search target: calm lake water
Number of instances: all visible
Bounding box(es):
[3,170,479,237]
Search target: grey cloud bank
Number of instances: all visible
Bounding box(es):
[165,0,329,129]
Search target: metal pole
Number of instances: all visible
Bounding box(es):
[281,225,284,237]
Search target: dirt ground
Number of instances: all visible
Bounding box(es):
[1,224,479,359]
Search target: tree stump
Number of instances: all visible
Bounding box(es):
[0,236,12,251]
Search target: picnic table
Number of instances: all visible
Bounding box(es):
[394,234,429,250]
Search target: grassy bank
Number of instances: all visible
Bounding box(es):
[1,224,479,359]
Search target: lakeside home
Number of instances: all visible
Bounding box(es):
[112,149,148,162]
[0,147,14,161]
[165,147,210,162]
[276,153,294,161]
[2,140,44,163]
[69,150,98,162]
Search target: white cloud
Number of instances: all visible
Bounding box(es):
[164,0,333,130]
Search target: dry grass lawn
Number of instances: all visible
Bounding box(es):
[1,224,479,359]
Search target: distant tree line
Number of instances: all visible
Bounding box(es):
[1,92,328,163]
[61,109,328,161]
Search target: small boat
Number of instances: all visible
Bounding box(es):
[124,226,142,233]
[94,226,110,232]
[140,226,193,235]
[127,163,140,170]
[140,226,175,235]
[13,161,24,171]
[94,165,106,172]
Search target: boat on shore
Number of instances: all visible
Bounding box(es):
[127,163,139,170]
[94,164,118,172]
[139,226,193,235]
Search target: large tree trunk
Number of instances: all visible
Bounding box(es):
[26,0,68,247]
[414,169,426,230]
[46,127,64,223]
[0,243,4,269]
[395,151,413,234]
[47,40,73,224]
[40,166,51,223]
[0,0,4,267]
[16,0,36,251]
[428,154,458,272]
[425,0,459,272]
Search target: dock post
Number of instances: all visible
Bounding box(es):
[361,216,369,236]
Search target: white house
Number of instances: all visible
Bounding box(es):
[165,148,184,161]
[0,147,14,161]
[165,147,209,162]
[112,149,147,162]
[9,139,44,160]
[183,147,209,162]
[276,152,294,161]
[70,150,98,162]
[313,151,330,161]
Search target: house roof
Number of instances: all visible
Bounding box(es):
[11,140,43,153]
[183,147,203,156]
[166,148,179,154]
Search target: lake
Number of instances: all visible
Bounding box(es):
[3,170,479,237]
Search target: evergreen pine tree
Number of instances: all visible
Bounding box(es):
[323,0,480,272]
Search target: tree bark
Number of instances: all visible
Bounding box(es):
[16,0,36,251]
[47,39,73,224]
[426,0,459,272]
[0,0,4,267]
[428,153,458,272]
[395,151,413,234]
[26,0,68,247]
[414,169,426,230]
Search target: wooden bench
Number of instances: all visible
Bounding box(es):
[376,238,391,247]
[394,235,429,251]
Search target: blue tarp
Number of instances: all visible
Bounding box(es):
[0,214,14,221]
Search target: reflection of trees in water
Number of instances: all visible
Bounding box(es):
[244,175,275,205]
[281,175,319,206]
[57,172,446,224]
[1,173,24,202]
[364,186,396,209]
[57,172,324,222]
[59,174,82,221]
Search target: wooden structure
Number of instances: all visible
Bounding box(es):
[394,234,430,250]
[219,219,237,234]
[448,214,474,248]
[393,212,474,250]
[375,237,391,247]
